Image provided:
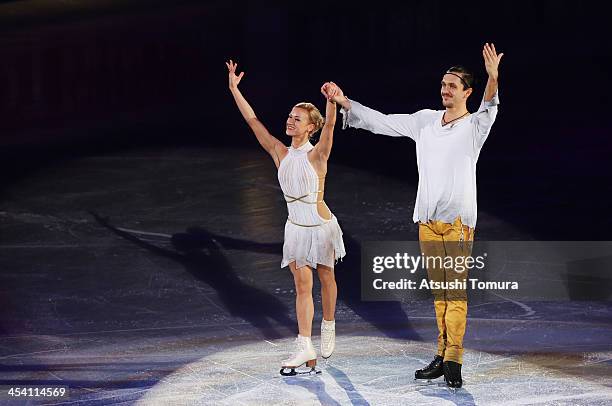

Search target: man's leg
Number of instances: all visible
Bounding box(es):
[419,222,448,358]
[437,217,474,388]
[441,218,474,365]
[416,220,453,386]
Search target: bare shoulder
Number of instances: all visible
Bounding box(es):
[274,142,289,158]
[307,147,327,175]
[273,143,289,166]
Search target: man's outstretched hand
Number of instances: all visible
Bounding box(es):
[321,82,345,102]
[321,81,350,110]
[483,43,503,81]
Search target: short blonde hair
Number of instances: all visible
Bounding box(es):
[294,102,324,137]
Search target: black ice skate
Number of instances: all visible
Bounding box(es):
[443,360,463,388]
[415,355,444,380]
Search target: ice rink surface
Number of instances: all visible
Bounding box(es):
[1,148,611,405]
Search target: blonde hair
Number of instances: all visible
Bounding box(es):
[294,102,325,137]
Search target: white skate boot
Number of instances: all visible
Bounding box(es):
[320,319,336,359]
[280,335,319,376]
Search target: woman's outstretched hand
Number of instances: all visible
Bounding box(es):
[321,81,343,103]
[226,59,245,90]
[321,81,351,110]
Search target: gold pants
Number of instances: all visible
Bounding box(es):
[419,216,474,364]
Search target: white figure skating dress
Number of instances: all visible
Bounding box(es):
[277,141,346,269]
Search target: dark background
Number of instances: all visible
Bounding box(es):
[1,0,610,239]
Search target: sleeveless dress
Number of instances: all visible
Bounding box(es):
[277,141,346,269]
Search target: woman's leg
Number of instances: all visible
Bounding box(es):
[289,262,314,336]
[316,264,337,321]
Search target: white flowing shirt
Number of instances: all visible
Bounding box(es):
[341,91,499,229]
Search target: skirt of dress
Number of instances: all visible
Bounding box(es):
[281,215,346,269]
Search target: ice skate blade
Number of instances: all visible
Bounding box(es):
[446,386,460,393]
[280,367,321,377]
[413,378,446,387]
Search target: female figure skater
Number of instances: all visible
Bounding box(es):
[226,60,346,375]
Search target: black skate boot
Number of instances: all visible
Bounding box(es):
[443,361,463,388]
[415,355,444,380]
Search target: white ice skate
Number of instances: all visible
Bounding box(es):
[320,319,336,359]
[280,335,319,376]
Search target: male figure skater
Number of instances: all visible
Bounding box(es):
[322,43,503,388]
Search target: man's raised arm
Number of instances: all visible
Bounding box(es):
[473,43,504,148]
[321,81,427,141]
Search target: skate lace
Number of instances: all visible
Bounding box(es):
[292,337,306,355]
[426,357,440,369]
[322,323,334,331]
[321,325,334,347]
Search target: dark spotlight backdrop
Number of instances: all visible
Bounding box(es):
[0,0,609,239]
